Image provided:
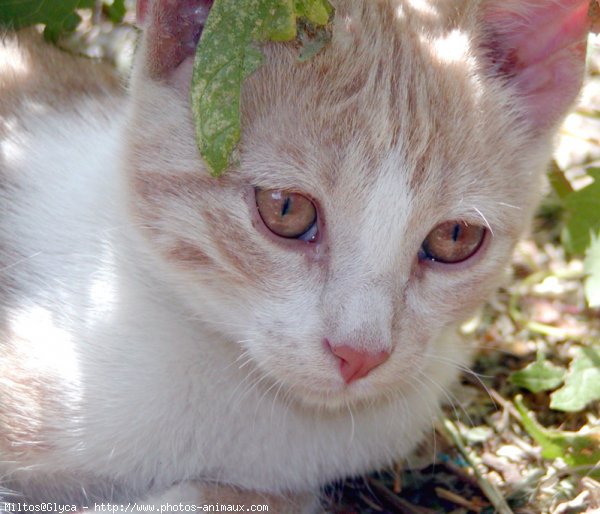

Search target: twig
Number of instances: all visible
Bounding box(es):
[507,269,588,341]
[487,388,521,420]
[440,459,482,490]
[435,487,486,512]
[367,478,437,514]
[439,418,514,514]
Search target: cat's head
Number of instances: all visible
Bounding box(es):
[124,0,588,409]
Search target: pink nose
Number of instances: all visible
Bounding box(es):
[326,342,390,384]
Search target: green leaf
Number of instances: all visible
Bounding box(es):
[192,0,266,176]
[0,0,94,41]
[548,160,574,200]
[584,232,600,308]
[261,0,297,41]
[510,355,565,393]
[295,0,332,25]
[550,346,600,412]
[514,395,600,477]
[561,168,600,254]
[106,0,126,24]
[191,0,333,176]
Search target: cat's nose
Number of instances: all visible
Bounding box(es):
[325,341,390,384]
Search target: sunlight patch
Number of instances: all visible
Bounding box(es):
[9,303,82,388]
[406,0,437,17]
[430,29,470,64]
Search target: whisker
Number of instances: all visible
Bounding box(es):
[423,353,492,379]
[472,206,494,237]
[226,365,263,410]
[417,370,475,428]
[0,251,42,273]
[253,376,281,422]
[270,380,287,425]
[497,202,521,210]
[423,352,498,410]
[345,400,356,444]
[402,379,439,467]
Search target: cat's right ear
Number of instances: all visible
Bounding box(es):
[134,0,213,83]
[481,0,589,130]
[136,0,149,24]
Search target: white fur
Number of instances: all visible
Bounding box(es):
[0,95,461,506]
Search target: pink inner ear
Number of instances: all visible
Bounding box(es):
[141,1,213,80]
[484,0,590,129]
[136,0,149,25]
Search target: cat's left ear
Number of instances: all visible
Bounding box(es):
[135,0,213,81]
[481,0,590,129]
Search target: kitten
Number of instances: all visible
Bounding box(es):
[0,0,589,510]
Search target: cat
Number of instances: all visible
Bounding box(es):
[0,0,589,511]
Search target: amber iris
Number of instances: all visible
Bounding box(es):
[421,221,485,263]
[255,189,317,240]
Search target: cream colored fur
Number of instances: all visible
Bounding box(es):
[0,0,587,510]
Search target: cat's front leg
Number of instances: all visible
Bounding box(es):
[144,482,322,514]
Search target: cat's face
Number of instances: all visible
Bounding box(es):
[126,0,587,409]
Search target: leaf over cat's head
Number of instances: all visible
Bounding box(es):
[481,0,589,130]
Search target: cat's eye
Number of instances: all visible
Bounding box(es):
[255,189,318,241]
[420,221,485,264]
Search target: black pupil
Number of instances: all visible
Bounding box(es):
[451,224,460,242]
[281,196,291,217]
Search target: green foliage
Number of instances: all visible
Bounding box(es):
[550,346,600,412]
[547,159,574,200]
[191,0,333,176]
[559,167,600,255]
[0,0,94,41]
[514,395,600,478]
[509,354,565,393]
[548,163,600,308]
[511,346,600,412]
[584,231,600,308]
[106,0,126,24]
[295,0,332,25]
[0,0,126,41]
